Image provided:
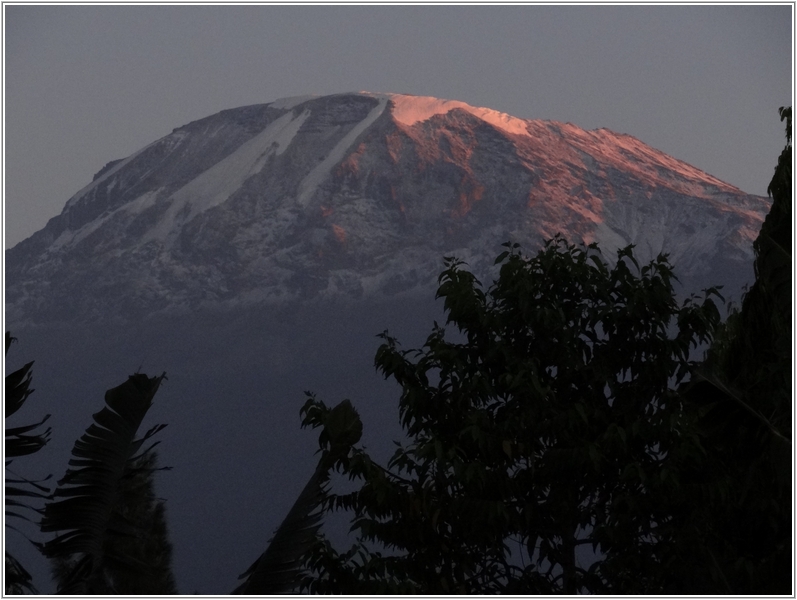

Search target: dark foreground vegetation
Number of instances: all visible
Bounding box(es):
[5,108,791,594]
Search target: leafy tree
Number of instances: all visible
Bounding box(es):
[299,236,722,594]
[707,105,791,435]
[5,332,51,594]
[678,106,792,593]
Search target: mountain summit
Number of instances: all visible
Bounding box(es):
[6,92,769,324]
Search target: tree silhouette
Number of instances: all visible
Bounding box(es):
[299,237,722,594]
[678,106,792,593]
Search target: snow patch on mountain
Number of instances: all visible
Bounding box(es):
[143,108,311,245]
[297,94,388,207]
[51,189,162,253]
[63,137,165,211]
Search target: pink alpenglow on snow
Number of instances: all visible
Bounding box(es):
[382,93,532,137]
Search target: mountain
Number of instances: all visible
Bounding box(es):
[3,93,771,593]
[6,92,769,325]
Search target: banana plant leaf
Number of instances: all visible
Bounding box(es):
[5,360,35,419]
[39,372,167,594]
[5,550,37,594]
[233,399,363,594]
[5,332,51,594]
[232,463,327,594]
[6,414,52,457]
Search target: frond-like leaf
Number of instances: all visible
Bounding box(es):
[6,414,52,458]
[39,372,166,594]
[5,333,51,590]
[5,550,37,594]
[233,463,328,594]
[5,361,35,419]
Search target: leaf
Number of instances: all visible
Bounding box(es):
[5,332,51,589]
[588,444,600,466]
[325,400,363,451]
[39,372,166,594]
[693,368,790,447]
[502,439,512,458]
[233,462,328,594]
[5,550,37,594]
[5,361,35,420]
[6,415,51,458]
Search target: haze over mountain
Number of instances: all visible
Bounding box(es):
[4,92,771,593]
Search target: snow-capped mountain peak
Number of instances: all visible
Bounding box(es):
[6,92,770,325]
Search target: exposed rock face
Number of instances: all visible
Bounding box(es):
[6,92,769,325]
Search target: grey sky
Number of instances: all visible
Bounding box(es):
[3,4,793,249]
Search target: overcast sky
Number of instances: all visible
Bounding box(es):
[3,4,793,249]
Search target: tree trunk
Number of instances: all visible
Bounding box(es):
[562,532,577,594]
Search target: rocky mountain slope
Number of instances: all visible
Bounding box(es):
[6,92,769,325]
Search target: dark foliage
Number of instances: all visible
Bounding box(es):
[8,343,331,595]
[39,372,171,594]
[233,463,327,594]
[679,106,792,593]
[5,332,51,595]
[233,398,361,594]
[49,451,178,594]
[299,237,723,594]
